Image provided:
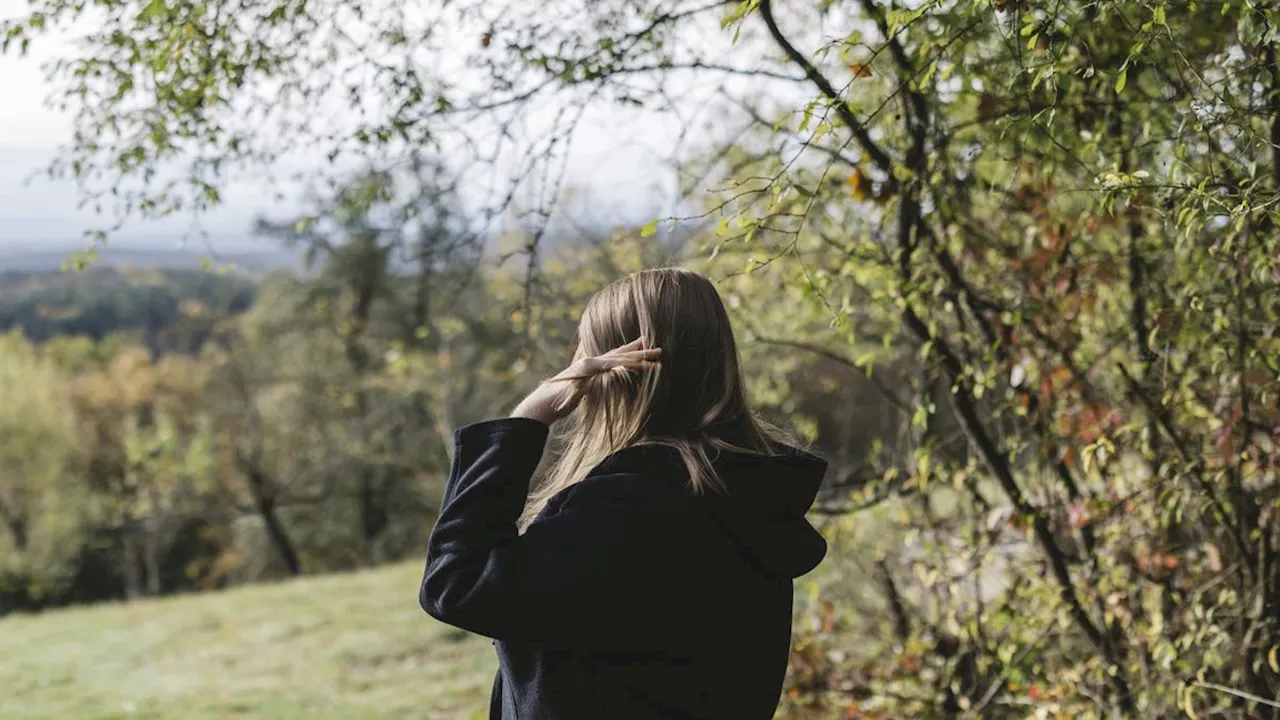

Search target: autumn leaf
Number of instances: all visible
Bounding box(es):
[1244,369,1273,387]
[848,169,867,200]
[1050,366,1073,390]
[819,600,838,632]
[1061,444,1077,468]
[849,63,872,78]
[1217,429,1235,460]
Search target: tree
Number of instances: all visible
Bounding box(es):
[9,0,1280,714]
[252,163,485,565]
[0,267,256,351]
[0,331,91,608]
[68,346,212,599]
[122,410,214,596]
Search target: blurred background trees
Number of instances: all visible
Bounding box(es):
[3,0,1280,717]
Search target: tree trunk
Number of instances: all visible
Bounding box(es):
[0,497,28,551]
[4,517,27,552]
[344,255,388,567]
[121,530,142,600]
[359,469,388,567]
[143,496,162,597]
[235,451,303,576]
[257,495,302,576]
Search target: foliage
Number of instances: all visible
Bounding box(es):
[0,332,91,608]
[65,346,223,599]
[0,267,256,352]
[696,0,1280,716]
[7,0,1280,715]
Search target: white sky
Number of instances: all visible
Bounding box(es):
[0,50,680,252]
[0,2,832,253]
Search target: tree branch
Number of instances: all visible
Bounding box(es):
[750,336,914,412]
[900,303,1135,712]
[757,0,894,173]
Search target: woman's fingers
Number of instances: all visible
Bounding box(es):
[605,348,661,364]
[596,349,660,370]
[553,341,660,380]
[617,348,661,361]
[577,348,660,374]
[612,337,647,354]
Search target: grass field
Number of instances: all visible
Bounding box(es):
[0,562,496,720]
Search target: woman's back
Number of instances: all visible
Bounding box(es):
[421,419,827,719]
[418,267,828,718]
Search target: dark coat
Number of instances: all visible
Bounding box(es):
[419,417,828,720]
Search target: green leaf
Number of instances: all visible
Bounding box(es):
[139,0,167,20]
[1114,68,1127,94]
[640,219,659,237]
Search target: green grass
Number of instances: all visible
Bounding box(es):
[0,562,496,720]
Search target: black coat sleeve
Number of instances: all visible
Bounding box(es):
[419,418,702,652]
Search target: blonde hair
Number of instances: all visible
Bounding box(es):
[519,267,782,529]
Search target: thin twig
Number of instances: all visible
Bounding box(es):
[1192,681,1280,710]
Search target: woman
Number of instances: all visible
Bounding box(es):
[419,267,828,719]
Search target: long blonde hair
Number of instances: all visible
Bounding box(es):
[519,267,781,528]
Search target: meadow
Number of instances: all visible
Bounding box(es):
[0,562,496,720]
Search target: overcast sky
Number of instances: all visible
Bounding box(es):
[0,30,686,252]
[0,2,831,255]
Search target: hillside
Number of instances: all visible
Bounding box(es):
[0,243,302,274]
[0,266,259,353]
[0,562,496,720]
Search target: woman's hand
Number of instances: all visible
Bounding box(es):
[510,338,661,426]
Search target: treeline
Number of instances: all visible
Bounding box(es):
[0,267,257,354]
[0,177,917,614]
[0,257,526,610]
[0,250,893,613]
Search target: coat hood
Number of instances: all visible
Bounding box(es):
[593,436,829,579]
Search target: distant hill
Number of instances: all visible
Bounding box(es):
[0,242,303,273]
[0,265,259,352]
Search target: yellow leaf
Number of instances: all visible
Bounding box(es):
[1269,645,1279,674]
[847,170,867,200]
